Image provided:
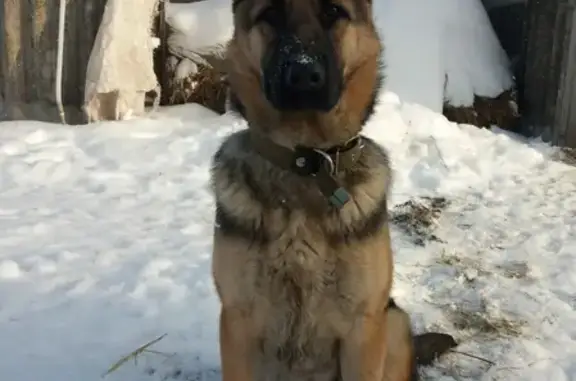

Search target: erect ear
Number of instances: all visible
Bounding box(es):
[232,0,247,12]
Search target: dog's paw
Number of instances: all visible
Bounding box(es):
[413,332,457,366]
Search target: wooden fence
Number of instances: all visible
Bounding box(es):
[520,0,576,148]
[0,0,107,123]
[2,0,576,149]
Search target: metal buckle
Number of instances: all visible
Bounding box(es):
[292,147,335,176]
[312,148,335,175]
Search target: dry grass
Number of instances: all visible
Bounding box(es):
[102,333,221,380]
[433,250,527,338]
[495,261,530,279]
[145,366,220,381]
[437,249,530,283]
[102,334,169,377]
[437,250,490,279]
[443,89,520,129]
[447,303,526,338]
[151,12,229,116]
[391,196,449,246]
[163,63,228,115]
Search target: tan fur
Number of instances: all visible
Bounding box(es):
[211,1,416,380]
[383,307,417,381]
[226,0,382,149]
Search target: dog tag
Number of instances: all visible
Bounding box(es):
[316,169,350,209]
[328,187,350,208]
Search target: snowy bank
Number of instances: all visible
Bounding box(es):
[166,0,513,113]
[166,0,232,74]
[0,95,574,380]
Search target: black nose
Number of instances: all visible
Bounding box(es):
[283,56,326,92]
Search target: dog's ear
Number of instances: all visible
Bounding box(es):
[232,0,246,12]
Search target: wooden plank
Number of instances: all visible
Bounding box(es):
[0,0,5,116]
[520,0,576,148]
[521,0,559,139]
[1,0,27,108]
[0,0,107,123]
[556,1,576,147]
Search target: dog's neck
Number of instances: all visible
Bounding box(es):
[227,88,367,149]
[249,131,364,209]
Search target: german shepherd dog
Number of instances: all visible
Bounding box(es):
[210,1,450,380]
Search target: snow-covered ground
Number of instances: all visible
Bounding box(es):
[0,94,575,381]
[0,0,573,380]
[166,0,513,113]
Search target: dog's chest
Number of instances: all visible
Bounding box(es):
[255,217,344,311]
[246,217,361,376]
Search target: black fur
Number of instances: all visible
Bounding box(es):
[215,202,269,244]
[212,132,390,246]
[334,192,388,245]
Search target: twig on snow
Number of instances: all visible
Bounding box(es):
[102,333,168,377]
[449,350,496,366]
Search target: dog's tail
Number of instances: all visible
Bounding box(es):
[387,298,457,380]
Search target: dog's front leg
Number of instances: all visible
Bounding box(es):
[340,303,417,381]
[382,302,418,381]
[219,307,256,381]
[340,309,388,381]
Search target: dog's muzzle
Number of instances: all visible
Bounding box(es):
[262,36,342,112]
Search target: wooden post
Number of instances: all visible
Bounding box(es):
[556,2,576,147]
[520,0,576,148]
[1,0,107,123]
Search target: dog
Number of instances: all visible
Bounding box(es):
[210,1,432,380]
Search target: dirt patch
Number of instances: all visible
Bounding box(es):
[437,249,531,283]
[432,251,527,338]
[391,196,449,246]
[436,250,492,284]
[550,147,576,166]
[446,300,526,338]
[145,365,220,381]
[443,89,520,129]
[495,261,530,279]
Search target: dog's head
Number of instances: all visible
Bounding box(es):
[227,0,382,147]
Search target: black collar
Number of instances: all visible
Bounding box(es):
[250,133,364,208]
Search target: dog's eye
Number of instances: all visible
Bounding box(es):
[255,7,281,25]
[321,3,350,26]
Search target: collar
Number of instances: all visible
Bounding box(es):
[250,132,364,209]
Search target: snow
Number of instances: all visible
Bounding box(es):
[175,58,199,81]
[439,0,513,106]
[165,0,232,74]
[0,93,575,380]
[0,0,571,379]
[165,0,513,112]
